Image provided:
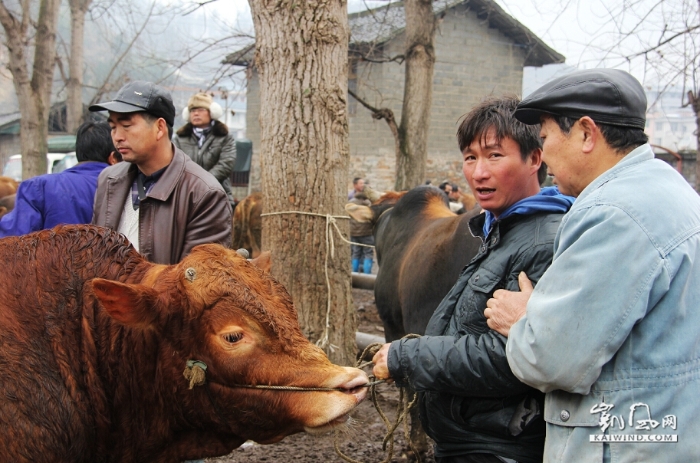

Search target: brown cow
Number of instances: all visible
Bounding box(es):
[0,225,368,463]
[0,175,18,199]
[232,191,262,258]
[0,193,15,219]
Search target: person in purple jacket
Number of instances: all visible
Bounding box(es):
[0,121,120,237]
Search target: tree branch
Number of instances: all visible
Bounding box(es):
[348,87,400,153]
[352,52,405,64]
[55,55,68,83]
[154,33,247,85]
[626,24,700,60]
[182,0,218,16]
[88,0,156,105]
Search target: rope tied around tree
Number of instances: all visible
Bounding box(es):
[260,210,373,353]
[334,334,423,463]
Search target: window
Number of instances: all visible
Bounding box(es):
[230,171,250,187]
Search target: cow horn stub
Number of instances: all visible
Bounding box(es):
[183,359,207,389]
[185,267,196,282]
[236,248,250,259]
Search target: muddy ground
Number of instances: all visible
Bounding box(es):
[207,288,436,463]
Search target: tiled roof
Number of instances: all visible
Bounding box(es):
[225,0,564,67]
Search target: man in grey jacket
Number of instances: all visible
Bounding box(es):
[90,81,232,265]
[173,92,236,207]
[486,69,700,462]
[372,97,574,463]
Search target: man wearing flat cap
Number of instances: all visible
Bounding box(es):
[485,69,700,461]
[89,81,232,265]
[173,92,236,207]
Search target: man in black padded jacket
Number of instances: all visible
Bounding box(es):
[372,96,574,463]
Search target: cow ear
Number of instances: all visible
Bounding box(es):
[345,203,373,223]
[90,278,160,328]
[250,250,272,273]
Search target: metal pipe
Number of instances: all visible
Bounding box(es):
[356,331,386,351]
[351,272,376,290]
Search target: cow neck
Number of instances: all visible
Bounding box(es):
[373,206,394,234]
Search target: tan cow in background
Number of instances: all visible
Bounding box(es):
[0,176,18,219]
[232,191,263,258]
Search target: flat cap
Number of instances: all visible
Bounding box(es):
[514,69,647,129]
[89,81,176,127]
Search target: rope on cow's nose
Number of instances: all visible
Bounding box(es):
[334,335,423,463]
[260,210,373,357]
[184,358,384,392]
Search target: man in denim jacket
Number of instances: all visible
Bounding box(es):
[486,69,700,461]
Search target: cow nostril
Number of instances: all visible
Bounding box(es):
[344,385,363,395]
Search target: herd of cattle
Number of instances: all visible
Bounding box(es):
[0,175,481,461]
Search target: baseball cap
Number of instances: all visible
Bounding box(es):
[89,81,176,127]
[514,69,647,129]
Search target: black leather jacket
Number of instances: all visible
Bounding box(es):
[387,211,565,463]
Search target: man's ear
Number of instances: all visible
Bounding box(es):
[89,278,161,329]
[528,147,543,174]
[155,118,169,141]
[577,116,599,154]
[107,152,119,165]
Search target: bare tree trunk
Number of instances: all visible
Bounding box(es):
[395,0,436,191]
[0,0,61,179]
[249,0,355,365]
[690,90,700,192]
[66,0,93,133]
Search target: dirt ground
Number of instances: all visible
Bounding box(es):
[207,288,436,463]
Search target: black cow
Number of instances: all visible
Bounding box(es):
[348,185,481,340]
[347,185,482,458]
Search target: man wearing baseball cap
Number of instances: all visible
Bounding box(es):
[485,69,700,461]
[89,81,232,265]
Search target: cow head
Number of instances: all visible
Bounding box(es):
[89,244,368,445]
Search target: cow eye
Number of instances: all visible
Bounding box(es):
[223,332,243,344]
